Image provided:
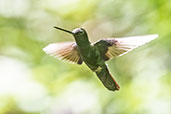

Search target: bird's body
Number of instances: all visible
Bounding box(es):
[72,28,120,90]
[43,26,158,91]
[78,44,101,71]
[74,31,102,71]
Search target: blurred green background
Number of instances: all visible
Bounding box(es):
[0,0,171,114]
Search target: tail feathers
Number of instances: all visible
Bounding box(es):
[95,67,120,91]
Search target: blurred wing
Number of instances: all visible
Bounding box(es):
[43,42,82,64]
[94,34,158,60]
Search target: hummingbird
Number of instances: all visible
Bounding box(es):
[43,26,158,91]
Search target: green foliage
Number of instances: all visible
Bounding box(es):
[0,0,170,114]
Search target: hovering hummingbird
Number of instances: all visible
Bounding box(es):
[43,26,158,91]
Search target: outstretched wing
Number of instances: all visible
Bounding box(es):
[93,34,158,61]
[43,42,82,64]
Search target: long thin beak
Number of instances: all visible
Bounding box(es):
[53,26,73,35]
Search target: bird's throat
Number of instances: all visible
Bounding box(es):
[74,35,91,50]
[74,37,91,62]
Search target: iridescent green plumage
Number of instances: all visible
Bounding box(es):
[43,26,158,91]
[72,28,120,91]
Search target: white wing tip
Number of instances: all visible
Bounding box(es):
[43,44,57,54]
[43,46,48,52]
[148,34,159,40]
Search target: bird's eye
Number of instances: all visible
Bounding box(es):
[79,30,84,35]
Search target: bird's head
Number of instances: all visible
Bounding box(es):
[72,28,86,36]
